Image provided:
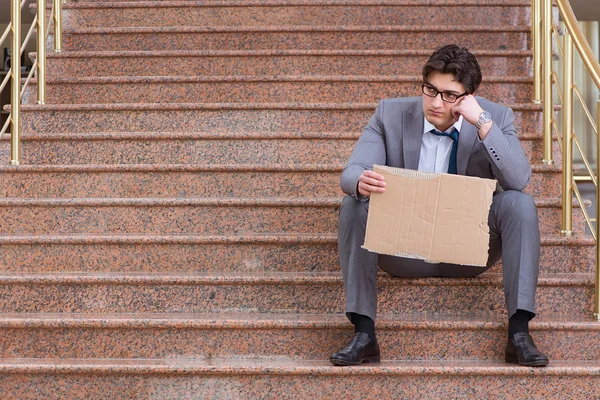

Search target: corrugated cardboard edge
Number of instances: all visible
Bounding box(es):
[361,165,496,267]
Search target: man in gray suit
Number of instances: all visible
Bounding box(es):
[330,44,549,367]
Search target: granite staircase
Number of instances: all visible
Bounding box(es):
[1,0,599,398]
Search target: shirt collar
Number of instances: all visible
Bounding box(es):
[423,115,464,134]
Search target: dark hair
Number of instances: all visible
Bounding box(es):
[422,44,482,94]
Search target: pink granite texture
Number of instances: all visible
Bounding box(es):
[0,197,341,235]
[0,162,566,199]
[0,272,592,315]
[0,233,593,273]
[3,1,599,397]
[18,137,357,165]
[44,50,534,79]
[18,103,546,134]
[22,77,534,105]
[0,165,344,198]
[0,196,580,235]
[57,26,530,52]
[0,313,596,360]
[0,359,598,399]
[15,133,556,168]
[60,2,531,29]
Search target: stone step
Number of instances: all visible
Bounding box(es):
[0,163,564,199]
[0,358,599,399]
[0,312,597,361]
[12,130,557,166]
[16,103,546,135]
[0,233,593,274]
[22,76,534,105]
[65,0,532,3]
[0,197,340,235]
[0,196,585,235]
[0,271,593,315]
[56,25,530,52]
[42,50,534,78]
[0,164,345,198]
[59,1,531,29]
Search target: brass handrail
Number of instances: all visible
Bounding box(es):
[534,0,600,319]
[555,1,600,87]
[2,0,62,165]
[9,0,22,165]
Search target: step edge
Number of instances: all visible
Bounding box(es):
[41,49,534,59]
[0,271,590,286]
[0,358,598,376]
[61,25,532,34]
[0,233,592,246]
[0,312,596,330]
[58,0,534,11]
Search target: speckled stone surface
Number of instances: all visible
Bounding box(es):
[18,137,357,165]
[44,50,534,79]
[0,165,344,198]
[0,359,599,399]
[0,196,580,235]
[0,163,567,199]
[57,27,530,52]
[0,233,593,273]
[16,131,548,166]
[0,197,341,235]
[4,1,599,396]
[0,312,597,360]
[0,272,592,315]
[22,76,534,105]
[17,103,546,134]
[60,2,531,29]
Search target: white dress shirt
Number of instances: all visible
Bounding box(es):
[418,116,464,173]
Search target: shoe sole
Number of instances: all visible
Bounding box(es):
[505,355,549,367]
[329,355,381,366]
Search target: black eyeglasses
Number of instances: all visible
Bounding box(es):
[422,83,468,103]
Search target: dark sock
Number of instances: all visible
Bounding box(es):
[349,313,376,341]
[508,309,533,339]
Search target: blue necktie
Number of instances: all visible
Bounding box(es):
[430,128,459,174]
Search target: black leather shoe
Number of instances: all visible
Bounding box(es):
[505,332,549,367]
[329,332,381,366]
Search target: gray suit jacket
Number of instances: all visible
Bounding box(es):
[341,96,531,199]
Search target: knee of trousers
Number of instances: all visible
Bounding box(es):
[492,190,538,225]
[339,195,369,232]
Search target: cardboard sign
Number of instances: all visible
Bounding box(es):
[362,165,496,267]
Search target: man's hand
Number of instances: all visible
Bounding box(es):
[358,170,386,197]
[451,95,493,139]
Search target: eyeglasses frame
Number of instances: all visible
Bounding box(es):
[421,83,469,103]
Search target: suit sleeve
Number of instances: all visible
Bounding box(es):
[481,106,531,191]
[340,100,388,199]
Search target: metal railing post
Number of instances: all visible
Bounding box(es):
[532,0,542,103]
[561,33,573,236]
[10,0,20,166]
[542,0,554,164]
[37,0,46,104]
[54,0,63,52]
[596,94,600,320]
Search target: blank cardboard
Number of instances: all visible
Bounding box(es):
[362,165,497,267]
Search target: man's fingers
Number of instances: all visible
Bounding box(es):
[361,176,386,187]
[358,170,387,196]
[358,180,386,197]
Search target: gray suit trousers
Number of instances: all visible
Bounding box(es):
[338,190,540,321]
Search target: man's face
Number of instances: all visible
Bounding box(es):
[422,71,467,132]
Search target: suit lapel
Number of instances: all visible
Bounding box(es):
[403,99,424,170]
[457,121,478,175]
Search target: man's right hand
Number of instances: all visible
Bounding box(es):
[357,170,386,197]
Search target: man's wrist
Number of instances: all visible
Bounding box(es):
[478,120,493,140]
